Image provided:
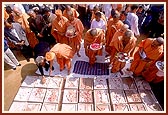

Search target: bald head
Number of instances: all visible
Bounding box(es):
[151,37,164,47]
[120,24,129,33]
[124,30,133,38]
[90,28,97,36]
[65,5,72,11]
[122,24,129,30]
[122,30,133,44]
[156,37,164,45]
[67,10,73,16]
[67,10,74,21]
[113,10,120,19]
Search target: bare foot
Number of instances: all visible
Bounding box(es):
[41,76,46,84]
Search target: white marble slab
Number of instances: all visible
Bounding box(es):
[28,88,46,102]
[14,87,33,101]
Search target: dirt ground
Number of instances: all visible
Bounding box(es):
[4,50,38,111]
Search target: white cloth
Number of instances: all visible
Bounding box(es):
[11,28,21,41]
[102,4,112,19]
[4,48,20,69]
[48,12,56,23]
[12,23,29,46]
[156,70,164,77]
[35,56,45,65]
[127,12,140,36]
[14,4,25,13]
[90,18,106,31]
[139,50,147,59]
[88,4,99,10]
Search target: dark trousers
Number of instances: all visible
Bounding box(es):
[21,45,33,61]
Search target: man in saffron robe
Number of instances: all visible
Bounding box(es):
[45,43,74,76]
[63,5,79,19]
[142,52,164,110]
[51,9,69,44]
[110,24,129,43]
[84,28,105,65]
[109,24,129,59]
[142,52,164,83]
[105,10,124,55]
[110,30,137,73]
[129,37,164,77]
[65,10,84,57]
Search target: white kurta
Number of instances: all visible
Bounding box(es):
[127,12,140,36]
[90,18,106,31]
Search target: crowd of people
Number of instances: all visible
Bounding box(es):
[4,3,164,109]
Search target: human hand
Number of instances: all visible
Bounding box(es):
[17,41,25,46]
[41,75,46,84]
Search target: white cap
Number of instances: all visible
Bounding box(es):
[35,56,45,65]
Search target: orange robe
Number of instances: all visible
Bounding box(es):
[116,4,123,12]
[110,30,125,43]
[51,16,69,44]
[65,18,84,54]
[110,36,137,73]
[4,8,9,20]
[50,43,74,72]
[142,53,164,83]
[105,19,124,54]
[84,28,105,65]
[109,30,126,59]
[13,13,38,48]
[130,38,163,76]
[63,8,79,19]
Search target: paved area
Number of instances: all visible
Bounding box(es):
[4,40,163,112]
[8,75,163,112]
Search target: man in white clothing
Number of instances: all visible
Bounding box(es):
[90,11,106,31]
[4,38,21,70]
[127,4,140,38]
